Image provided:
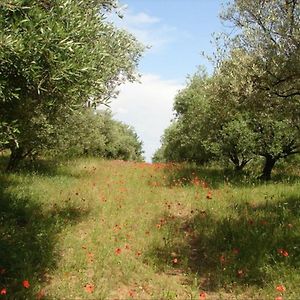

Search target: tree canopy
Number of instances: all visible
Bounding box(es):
[0,0,143,169]
[155,0,300,180]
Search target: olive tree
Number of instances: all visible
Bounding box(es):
[0,0,143,170]
[46,109,144,161]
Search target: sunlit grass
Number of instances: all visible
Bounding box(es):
[0,157,299,299]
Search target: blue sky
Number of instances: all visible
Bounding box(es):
[108,0,226,161]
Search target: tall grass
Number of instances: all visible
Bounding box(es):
[0,156,299,299]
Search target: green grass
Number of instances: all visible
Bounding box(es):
[0,156,300,299]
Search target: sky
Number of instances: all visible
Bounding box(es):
[107,0,226,161]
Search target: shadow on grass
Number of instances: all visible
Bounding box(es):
[162,163,300,189]
[145,195,300,292]
[0,154,91,180]
[0,170,89,299]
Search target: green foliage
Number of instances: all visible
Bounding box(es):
[0,157,299,298]
[0,121,19,149]
[208,116,256,170]
[0,0,143,169]
[157,72,212,164]
[220,0,300,100]
[152,146,166,163]
[46,108,144,161]
[100,113,144,161]
[157,0,300,179]
[252,117,299,159]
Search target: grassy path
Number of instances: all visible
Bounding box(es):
[0,158,300,299]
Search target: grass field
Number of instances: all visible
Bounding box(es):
[0,156,300,299]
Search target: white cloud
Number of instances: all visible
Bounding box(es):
[126,12,160,25]
[109,74,183,162]
[107,9,177,52]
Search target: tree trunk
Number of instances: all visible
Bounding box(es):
[234,164,244,172]
[260,155,277,181]
[234,159,250,172]
[6,147,25,172]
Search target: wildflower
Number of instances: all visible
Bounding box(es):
[172,258,178,264]
[36,289,45,300]
[232,248,240,255]
[219,255,226,264]
[136,251,142,257]
[237,269,244,278]
[260,220,268,225]
[0,288,6,295]
[276,285,286,292]
[128,289,135,297]
[199,291,207,299]
[192,177,200,186]
[201,181,208,188]
[87,252,94,262]
[115,248,122,255]
[275,297,283,300]
[84,283,94,293]
[22,280,30,289]
[277,249,289,257]
[206,191,212,199]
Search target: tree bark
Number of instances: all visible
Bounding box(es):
[234,159,250,172]
[260,155,277,181]
[6,147,25,172]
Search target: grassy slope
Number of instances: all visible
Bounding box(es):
[0,157,300,299]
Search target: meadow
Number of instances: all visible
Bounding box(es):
[0,156,300,299]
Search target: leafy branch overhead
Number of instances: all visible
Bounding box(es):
[0,0,144,169]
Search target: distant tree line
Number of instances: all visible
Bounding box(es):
[46,108,144,161]
[153,0,300,180]
[0,0,144,170]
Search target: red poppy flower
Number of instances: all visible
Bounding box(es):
[232,248,240,255]
[192,177,200,186]
[206,191,212,199]
[36,289,45,300]
[172,258,178,264]
[199,291,207,299]
[275,297,283,300]
[276,285,286,292]
[219,255,226,264]
[0,288,6,295]
[115,248,122,255]
[260,220,268,225]
[282,250,289,257]
[237,269,244,278]
[277,249,289,257]
[128,289,135,297]
[136,251,142,257]
[87,252,94,262]
[84,283,94,293]
[22,280,30,289]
